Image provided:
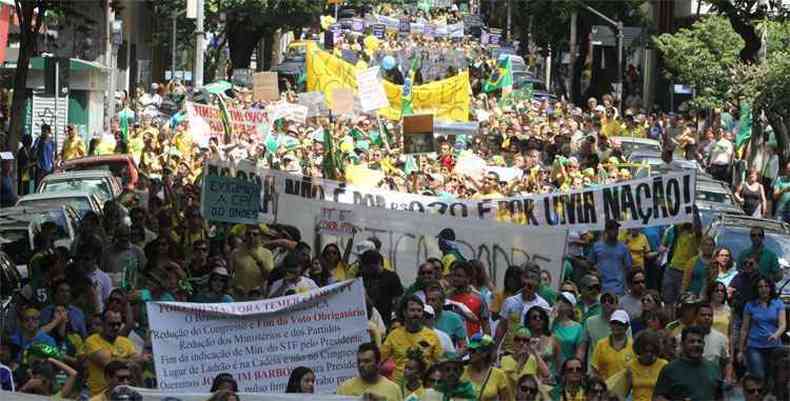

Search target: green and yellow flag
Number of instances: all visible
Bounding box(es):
[401,57,418,117]
[483,56,513,93]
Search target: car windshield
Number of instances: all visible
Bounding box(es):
[18,197,92,214]
[696,189,735,205]
[41,179,111,199]
[620,141,659,155]
[713,227,790,263]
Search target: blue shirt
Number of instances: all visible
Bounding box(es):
[10,329,56,357]
[0,175,17,207]
[39,305,88,338]
[641,225,664,251]
[590,240,632,296]
[744,298,785,349]
[34,138,55,172]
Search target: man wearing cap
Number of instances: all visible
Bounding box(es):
[337,342,402,401]
[654,326,723,401]
[422,352,477,401]
[578,291,630,370]
[381,296,442,383]
[591,309,635,380]
[590,219,632,296]
[192,267,234,303]
[495,262,550,354]
[230,224,274,300]
[666,292,701,338]
[424,304,455,354]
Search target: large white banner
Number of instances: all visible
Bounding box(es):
[276,194,568,289]
[205,161,696,231]
[147,280,369,394]
[1,390,354,401]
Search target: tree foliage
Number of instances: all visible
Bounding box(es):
[654,15,744,110]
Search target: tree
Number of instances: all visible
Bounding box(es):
[653,15,744,110]
[4,1,50,154]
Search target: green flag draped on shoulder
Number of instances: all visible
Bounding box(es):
[322,128,342,180]
[736,102,752,150]
[483,56,513,93]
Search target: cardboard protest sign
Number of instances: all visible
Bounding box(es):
[331,88,355,114]
[402,114,435,154]
[278,194,568,290]
[372,23,386,39]
[253,71,279,101]
[205,161,697,231]
[316,207,357,236]
[356,67,389,112]
[399,17,411,37]
[147,280,369,393]
[186,102,267,140]
[200,174,261,224]
[297,91,328,117]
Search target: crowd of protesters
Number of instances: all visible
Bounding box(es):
[1,3,789,401]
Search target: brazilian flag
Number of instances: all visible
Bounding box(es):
[401,57,419,117]
[322,128,342,180]
[483,56,513,93]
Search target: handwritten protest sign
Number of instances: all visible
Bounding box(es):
[147,280,369,393]
[278,194,568,289]
[356,67,389,112]
[200,174,261,224]
[331,88,354,114]
[186,102,267,139]
[254,71,279,101]
[316,207,357,236]
[204,161,697,231]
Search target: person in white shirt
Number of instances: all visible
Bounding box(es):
[424,305,455,354]
[708,131,735,183]
[267,262,318,298]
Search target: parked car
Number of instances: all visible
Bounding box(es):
[272,41,308,90]
[37,169,122,202]
[706,214,790,271]
[60,154,140,190]
[0,205,80,268]
[16,191,104,219]
[612,136,661,158]
[695,178,744,227]
[511,71,556,102]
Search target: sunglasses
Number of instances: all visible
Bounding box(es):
[528,314,544,321]
[744,387,762,395]
[641,297,654,303]
[115,374,132,383]
[632,279,645,285]
[519,386,538,394]
[750,233,764,238]
[586,284,601,291]
[514,337,530,343]
[565,366,583,373]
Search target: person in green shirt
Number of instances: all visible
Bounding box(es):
[772,161,790,222]
[653,325,722,401]
[736,227,782,283]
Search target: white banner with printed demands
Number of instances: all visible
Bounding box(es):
[276,194,568,290]
[146,280,369,394]
[1,389,355,401]
[204,160,696,231]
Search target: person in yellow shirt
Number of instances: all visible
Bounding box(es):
[230,225,274,300]
[463,333,513,401]
[381,296,443,383]
[83,309,146,396]
[88,360,134,401]
[591,310,635,381]
[61,125,86,161]
[610,330,668,401]
[500,327,552,387]
[618,228,649,271]
[661,223,702,306]
[337,342,403,401]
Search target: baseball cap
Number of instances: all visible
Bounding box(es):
[423,304,435,317]
[354,240,376,255]
[559,291,577,307]
[468,333,495,350]
[610,309,630,325]
[211,267,230,277]
[605,219,621,230]
[678,292,701,307]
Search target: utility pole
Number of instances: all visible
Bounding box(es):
[569,11,577,101]
[104,1,114,130]
[194,0,205,87]
[172,15,177,80]
[506,0,512,43]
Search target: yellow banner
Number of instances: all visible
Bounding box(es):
[306,42,470,121]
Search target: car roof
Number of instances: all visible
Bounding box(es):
[41,169,116,180]
[712,214,790,234]
[62,155,134,167]
[697,180,730,192]
[612,136,660,146]
[0,206,74,228]
[18,191,97,201]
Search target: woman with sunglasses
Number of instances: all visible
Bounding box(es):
[463,334,512,401]
[320,243,352,282]
[523,306,559,380]
[630,290,661,335]
[516,374,547,401]
[550,293,584,379]
[549,358,586,401]
[705,281,732,342]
